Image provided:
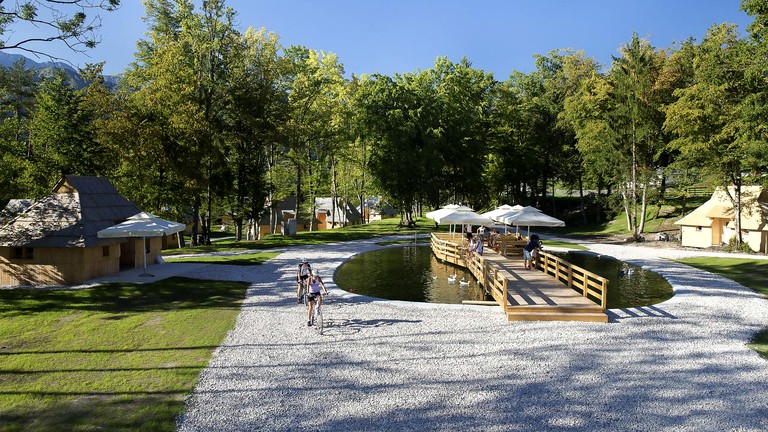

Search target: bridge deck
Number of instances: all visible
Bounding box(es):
[431,234,607,322]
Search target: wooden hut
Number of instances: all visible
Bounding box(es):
[0,175,160,285]
[675,186,768,253]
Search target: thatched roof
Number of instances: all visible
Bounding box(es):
[0,175,140,248]
[675,186,768,231]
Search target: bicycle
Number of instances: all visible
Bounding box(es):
[297,279,308,306]
[307,291,328,335]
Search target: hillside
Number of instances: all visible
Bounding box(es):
[0,51,120,89]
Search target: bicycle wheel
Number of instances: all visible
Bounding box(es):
[302,287,308,307]
[314,304,323,335]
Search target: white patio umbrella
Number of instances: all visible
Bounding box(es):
[425,204,473,220]
[426,204,475,235]
[434,210,492,227]
[97,212,186,276]
[481,204,522,220]
[498,207,565,237]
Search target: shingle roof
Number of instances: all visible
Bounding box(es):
[0,175,140,248]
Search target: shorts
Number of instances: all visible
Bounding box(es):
[300,275,309,281]
[523,250,532,260]
[308,292,322,302]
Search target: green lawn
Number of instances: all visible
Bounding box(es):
[0,277,248,431]
[163,251,281,266]
[541,240,588,250]
[164,217,436,256]
[676,257,768,359]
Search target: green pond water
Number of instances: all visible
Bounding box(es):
[334,245,674,308]
[334,245,487,303]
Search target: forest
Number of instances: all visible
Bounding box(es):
[1,0,767,245]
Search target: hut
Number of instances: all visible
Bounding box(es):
[0,175,160,285]
[675,186,768,253]
[315,197,361,229]
[362,196,398,222]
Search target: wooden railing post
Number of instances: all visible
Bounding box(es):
[567,265,573,289]
[601,280,608,310]
[502,277,508,312]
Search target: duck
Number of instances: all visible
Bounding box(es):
[447,274,457,282]
[459,277,469,286]
[432,275,438,280]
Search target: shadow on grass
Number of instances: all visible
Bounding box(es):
[0,395,183,432]
[0,277,244,316]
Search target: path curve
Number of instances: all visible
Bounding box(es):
[175,236,768,431]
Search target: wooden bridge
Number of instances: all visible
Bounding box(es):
[430,233,608,323]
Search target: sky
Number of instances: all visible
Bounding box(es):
[9,0,756,78]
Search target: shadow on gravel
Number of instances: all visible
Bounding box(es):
[607,304,678,322]
[320,318,423,336]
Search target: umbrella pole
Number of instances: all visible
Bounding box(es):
[140,236,154,277]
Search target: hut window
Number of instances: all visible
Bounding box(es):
[102,246,110,257]
[13,247,33,259]
[695,226,702,232]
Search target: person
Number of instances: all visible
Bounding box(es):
[523,234,541,270]
[474,235,484,256]
[465,224,473,241]
[306,273,329,326]
[515,232,523,241]
[296,258,312,303]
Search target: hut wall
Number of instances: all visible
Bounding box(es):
[0,244,120,285]
[129,237,163,269]
[680,226,713,248]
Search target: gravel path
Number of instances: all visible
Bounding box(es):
[175,237,768,432]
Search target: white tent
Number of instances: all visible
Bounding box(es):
[97,212,186,276]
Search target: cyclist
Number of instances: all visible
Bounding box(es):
[306,273,329,326]
[297,258,312,303]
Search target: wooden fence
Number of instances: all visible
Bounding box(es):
[535,251,608,310]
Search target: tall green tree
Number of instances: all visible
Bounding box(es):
[665,23,768,245]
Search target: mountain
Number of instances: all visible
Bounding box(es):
[0,51,120,89]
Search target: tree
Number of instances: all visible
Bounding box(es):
[122,0,241,245]
[0,1,120,59]
[665,23,768,246]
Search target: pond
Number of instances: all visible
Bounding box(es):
[548,250,674,309]
[334,245,488,303]
[335,245,675,309]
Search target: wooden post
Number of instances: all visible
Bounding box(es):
[502,277,508,312]
[555,259,560,283]
[601,280,608,310]
[567,265,573,289]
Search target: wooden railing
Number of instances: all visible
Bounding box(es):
[430,233,467,267]
[535,251,608,310]
[465,251,510,312]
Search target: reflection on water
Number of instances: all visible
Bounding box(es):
[334,245,487,303]
[550,251,674,309]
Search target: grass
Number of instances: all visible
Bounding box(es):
[164,217,436,256]
[676,257,768,359]
[541,240,589,250]
[163,251,281,266]
[0,277,248,431]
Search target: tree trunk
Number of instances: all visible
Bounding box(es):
[638,181,648,235]
[578,168,586,225]
[192,197,200,246]
[331,156,338,228]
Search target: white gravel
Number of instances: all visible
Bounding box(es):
[175,236,768,432]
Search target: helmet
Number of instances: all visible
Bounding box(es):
[301,258,308,264]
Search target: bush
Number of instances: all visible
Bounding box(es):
[722,236,754,253]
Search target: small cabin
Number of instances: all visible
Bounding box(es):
[0,175,160,285]
[675,186,768,253]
